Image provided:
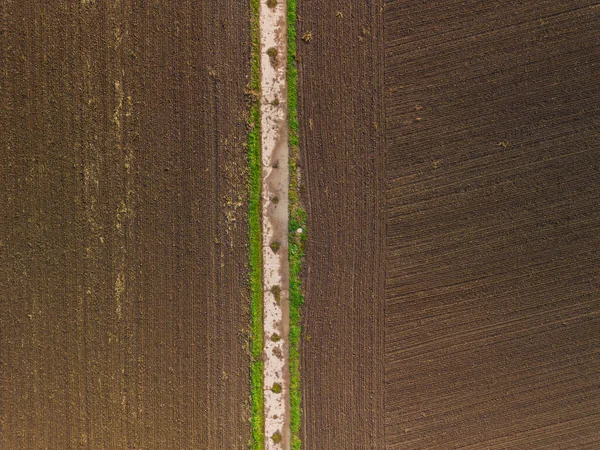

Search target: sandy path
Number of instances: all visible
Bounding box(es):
[259,0,290,448]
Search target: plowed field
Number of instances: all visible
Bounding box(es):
[0,1,251,448]
[297,1,386,448]
[298,0,600,448]
[384,1,600,447]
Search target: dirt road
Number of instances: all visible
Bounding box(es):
[259,0,291,447]
[0,1,251,448]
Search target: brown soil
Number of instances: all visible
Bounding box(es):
[0,2,251,449]
[384,1,600,447]
[298,0,600,448]
[297,1,386,448]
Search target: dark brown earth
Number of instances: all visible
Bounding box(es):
[384,1,600,448]
[0,1,251,448]
[296,1,386,448]
[298,0,600,448]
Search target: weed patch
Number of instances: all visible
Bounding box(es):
[271,285,281,304]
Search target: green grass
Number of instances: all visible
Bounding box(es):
[248,0,303,447]
[249,0,263,447]
[287,0,305,448]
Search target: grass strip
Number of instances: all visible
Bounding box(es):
[287,0,306,448]
[249,0,264,447]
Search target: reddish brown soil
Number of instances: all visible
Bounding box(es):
[384,1,600,448]
[296,1,386,448]
[0,1,251,448]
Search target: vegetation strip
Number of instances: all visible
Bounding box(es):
[250,0,302,447]
[249,0,264,447]
[286,0,305,448]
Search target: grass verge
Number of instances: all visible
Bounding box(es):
[249,0,264,447]
[287,0,305,448]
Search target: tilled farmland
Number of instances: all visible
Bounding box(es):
[298,0,600,448]
[1,1,251,448]
[383,1,600,447]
